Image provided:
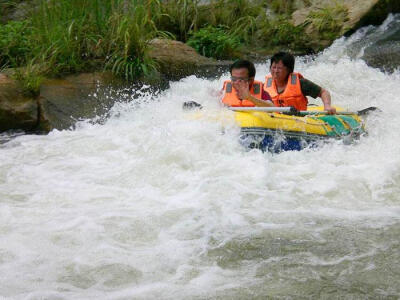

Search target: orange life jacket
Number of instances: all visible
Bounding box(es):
[222,80,263,107]
[264,72,308,111]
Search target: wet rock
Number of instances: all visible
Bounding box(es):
[363,40,400,72]
[344,14,400,71]
[148,39,231,80]
[39,72,125,131]
[0,73,38,132]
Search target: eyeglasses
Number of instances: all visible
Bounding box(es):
[231,76,249,82]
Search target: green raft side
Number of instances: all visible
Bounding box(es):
[312,115,364,137]
[313,115,357,136]
[337,115,365,134]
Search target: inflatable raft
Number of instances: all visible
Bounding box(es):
[233,106,365,151]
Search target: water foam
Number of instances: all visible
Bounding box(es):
[1,16,400,299]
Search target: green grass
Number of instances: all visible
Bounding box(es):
[256,16,308,49]
[0,20,32,67]
[187,25,241,59]
[0,0,167,93]
[0,0,351,94]
[268,0,294,15]
[306,3,349,41]
[11,60,43,97]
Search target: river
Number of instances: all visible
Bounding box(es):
[1,15,400,300]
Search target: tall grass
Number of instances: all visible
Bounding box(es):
[0,0,168,91]
[306,3,349,41]
[156,0,200,42]
[28,0,165,79]
[1,0,342,94]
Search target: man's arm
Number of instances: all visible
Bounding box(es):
[245,93,274,107]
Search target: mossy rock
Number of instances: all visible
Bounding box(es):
[0,73,38,132]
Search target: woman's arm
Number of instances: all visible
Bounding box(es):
[320,88,336,114]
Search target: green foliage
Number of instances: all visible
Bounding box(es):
[1,0,167,94]
[105,3,164,80]
[267,0,294,15]
[1,0,343,93]
[208,0,264,29]
[187,26,240,59]
[156,0,200,42]
[0,20,32,67]
[230,15,258,44]
[256,17,308,49]
[11,59,43,97]
[306,3,349,40]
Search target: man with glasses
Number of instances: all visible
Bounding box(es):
[222,60,274,107]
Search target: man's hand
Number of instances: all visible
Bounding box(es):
[233,80,250,100]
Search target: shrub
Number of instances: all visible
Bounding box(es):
[187,26,241,59]
[0,20,32,67]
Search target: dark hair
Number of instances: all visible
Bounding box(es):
[270,52,295,73]
[230,60,256,78]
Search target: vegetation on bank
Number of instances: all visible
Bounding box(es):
[0,0,349,95]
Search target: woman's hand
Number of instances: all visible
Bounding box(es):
[320,89,336,114]
[324,105,337,114]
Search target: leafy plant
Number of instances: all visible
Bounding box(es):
[187,25,240,59]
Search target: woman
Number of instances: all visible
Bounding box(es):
[264,52,336,114]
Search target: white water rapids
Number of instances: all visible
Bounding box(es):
[1,17,400,299]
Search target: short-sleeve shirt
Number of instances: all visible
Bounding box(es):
[299,78,322,98]
[274,78,322,99]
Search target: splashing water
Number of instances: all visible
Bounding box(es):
[1,17,400,299]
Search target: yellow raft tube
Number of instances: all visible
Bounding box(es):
[233,106,365,151]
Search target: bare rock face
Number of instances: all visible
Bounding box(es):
[0,73,38,132]
[148,39,231,80]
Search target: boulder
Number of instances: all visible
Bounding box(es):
[148,39,231,80]
[0,73,38,132]
[292,0,400,50]
[360,15,400,71]
[38,72,125,131]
